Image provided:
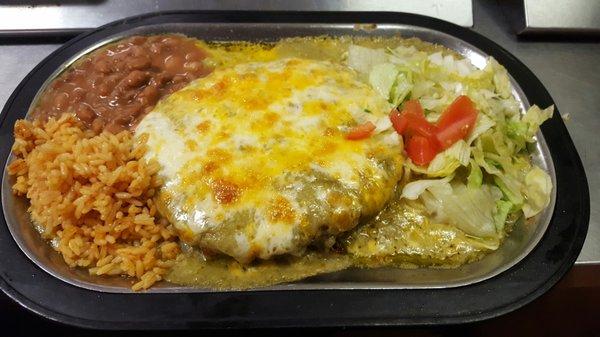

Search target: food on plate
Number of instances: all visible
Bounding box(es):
[8,115,179,291]
[31,35,210,133]
[137,58,403,263]
[7,34,554,290]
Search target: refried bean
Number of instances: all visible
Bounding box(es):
[31,35,212,133]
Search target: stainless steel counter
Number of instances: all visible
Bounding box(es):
[0,1,597,264]
[0,0,473,33]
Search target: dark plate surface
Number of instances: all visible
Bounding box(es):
[0,11,589,329]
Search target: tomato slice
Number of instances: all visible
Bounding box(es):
[406,135,438,165]
[402,100,424,116]
[389,109,408,134]
[346,121,376,140]
[405,115,438,140]
[391,100,438,140]
[401,101,437,139]
[389,96,478,166]
[435,95,478,149]
[390,100,441,162]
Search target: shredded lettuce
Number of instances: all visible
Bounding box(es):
[346,42,554,238]
[401,175,503,239]
[368,63,398,99]
[420,182,502,238]
[493,174,524,208]
[522,105,554,136]
[400,175,454,200]
[467,159,483,188]
[467,114,495,144]
[493,200,513,232]
[389,69,413,106]
[522,166,553,217]
[347,45,388,78]
[489,58,512,99]
[368,63,414,106]
[507,105,554,151]
[472,140,501,175]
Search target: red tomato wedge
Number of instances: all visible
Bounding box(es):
[393,100,438,140]
[401,99,424,116]
[406,136,438,166]
[389,109,408,134]
[405,115,438,140]
[389,96,478,166]
[346,121,376,140]
[435,95,478,149]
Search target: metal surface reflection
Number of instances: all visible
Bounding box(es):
[0,0,473,34]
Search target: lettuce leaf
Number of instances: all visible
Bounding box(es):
[368,63,398,99]
[401,175,503,239]
[493,200,513,232]
[467,159,483,188]
[522,105,554,138]
[368,63,414,106]
[347,44,388,78]
[390,70,413,106]
[467,113,495,144]
[507,105,554,151]
[420,182,503,238]
[522,166,553,217]
[494,176,522,207]
[489,58,512,99]
[400,174,454,200]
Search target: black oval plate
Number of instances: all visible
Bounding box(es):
[0,11,589,329]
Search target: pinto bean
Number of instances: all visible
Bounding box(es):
[163,55,184,73]
[53,92,69,111]
[127,56,151,70]
[137,85,159,106]
[76,104,96,124]
[95,58,113,73]
[32,34,210,133]
[123,70,148,87]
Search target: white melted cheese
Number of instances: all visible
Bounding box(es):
[136,58,401,262]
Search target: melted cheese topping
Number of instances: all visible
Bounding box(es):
[136,58,402,262]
